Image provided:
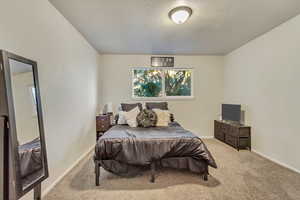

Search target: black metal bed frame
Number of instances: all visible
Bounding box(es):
[94,160,209,186]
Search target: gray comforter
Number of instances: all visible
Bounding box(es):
[95,122,217,176]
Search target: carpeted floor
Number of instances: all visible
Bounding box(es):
[44,139,300,200]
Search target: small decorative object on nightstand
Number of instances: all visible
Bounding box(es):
[96,114,112,141]
[103,102,114,124]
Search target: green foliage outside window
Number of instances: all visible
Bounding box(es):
[133,68,192,98]
[165,70,192,96]
[133,69,162,97]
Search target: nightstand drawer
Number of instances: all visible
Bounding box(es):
[96,120,110,126]
[98,118,107,122]
[96,123,110,132]
[96,115,111,132]
[96,115,110,121]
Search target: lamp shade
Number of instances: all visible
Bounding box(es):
[103,102,113,114]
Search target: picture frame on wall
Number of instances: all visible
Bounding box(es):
[151,57,174,67]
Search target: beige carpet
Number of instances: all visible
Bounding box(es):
[44,139,300,200]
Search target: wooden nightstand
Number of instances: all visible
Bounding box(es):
[96,114,112,141]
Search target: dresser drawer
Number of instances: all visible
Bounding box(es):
[221,124,230,133]
[228,127,239,137]
[214,120,251,151]
[239,138,250,149]
[215,120,222,129]
[214,121,221,133]
[239,128,250,137]
[215,131,225,141]
[225,134,237,147]
[227,127,250,137]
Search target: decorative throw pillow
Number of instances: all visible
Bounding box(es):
[170,113,175,122]
[146,102,174,122]
[117,111,127,125]
[123,106,140,127]
[136,109,157,128]
[145,102,168,110]
[153,109,170,127]
[121,103,143,112]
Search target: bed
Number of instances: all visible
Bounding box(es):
[19,138,42,180]
[94,121,217,185]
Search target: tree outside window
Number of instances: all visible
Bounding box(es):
[132,68,193,99]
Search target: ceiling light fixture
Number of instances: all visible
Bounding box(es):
[169,6,192,24]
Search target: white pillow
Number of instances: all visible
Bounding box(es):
[117,111,127,125]
[123,106,140,127]
[153,109,170,127]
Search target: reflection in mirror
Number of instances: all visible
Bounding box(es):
[9,59,44,190]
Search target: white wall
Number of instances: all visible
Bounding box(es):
[2,2,299,200]
[101,55,224,137]
[0,0,101,199]
[224,14,300,172]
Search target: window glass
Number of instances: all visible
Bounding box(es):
[132,68,193,99]
[165,69,192,96]
[133,69,163,97]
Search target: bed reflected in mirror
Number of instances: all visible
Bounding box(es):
[9,59,44,190]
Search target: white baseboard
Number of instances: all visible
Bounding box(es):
[252,149,300,174]
[42,145,94,198]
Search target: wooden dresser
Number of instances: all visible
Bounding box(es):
[214,120,251,151]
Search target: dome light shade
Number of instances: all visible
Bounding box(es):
[169,6,192,24]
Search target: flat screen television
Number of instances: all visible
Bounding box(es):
[222,104,241,123]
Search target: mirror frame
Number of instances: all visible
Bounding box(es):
[0,50,49,199]
[0,116,9,200]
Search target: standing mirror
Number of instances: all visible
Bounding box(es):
[0,51,48,200]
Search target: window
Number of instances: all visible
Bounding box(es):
[28,86,37,116]
[165,69,192,97]
[132,68,193,99]
[30,86,37,105]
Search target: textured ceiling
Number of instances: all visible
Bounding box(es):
[49,0,300,55]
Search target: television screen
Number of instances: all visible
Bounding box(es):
[222,104,241,122]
